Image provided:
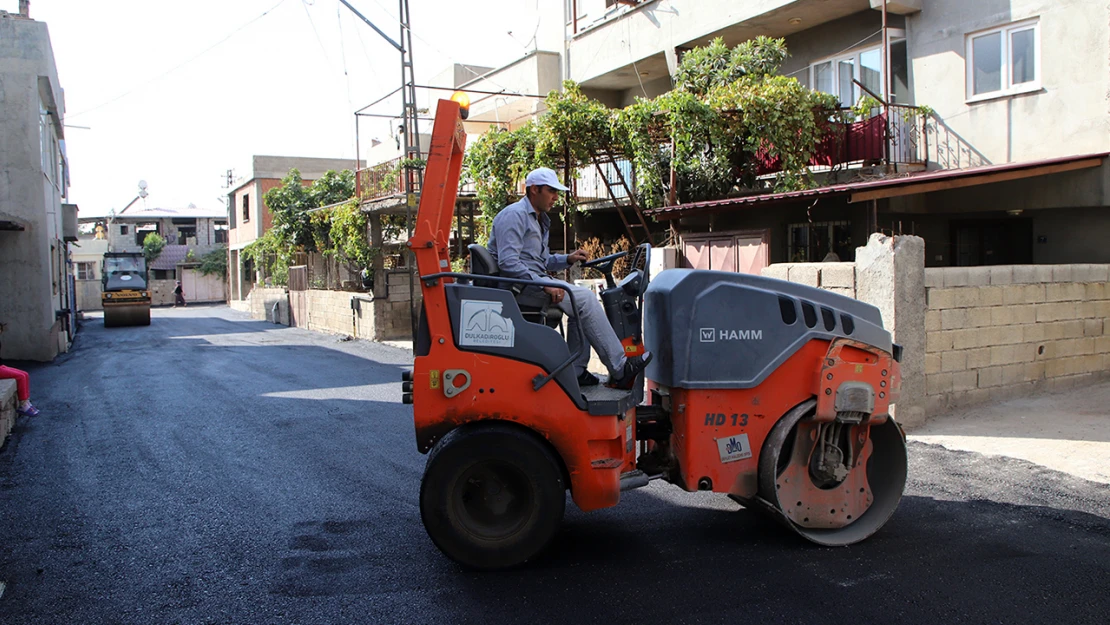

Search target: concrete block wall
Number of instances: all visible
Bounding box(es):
[924,264,1110,414]
[352,297,412,341]
[246,287,289,324]
[303,289,358,336]
[386,270,413,302]
[761,262,857,298]
[1,379,16,451]
[237,285,410,341]
[150,279,180,307]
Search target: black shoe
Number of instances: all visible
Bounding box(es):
[577,370,601,387]
[609,351,653,390]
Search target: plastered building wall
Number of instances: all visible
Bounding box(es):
[0,15,70,361]
[908,0,1110,165]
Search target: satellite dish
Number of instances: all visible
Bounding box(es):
[138,180,148,190]
[188,203,197,209]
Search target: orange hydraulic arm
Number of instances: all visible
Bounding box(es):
[410,99,467,290]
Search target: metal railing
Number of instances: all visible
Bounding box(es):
[923,117,991,170]
[357,157,475,203]
[356,157,425,202]
[574,157,634,206]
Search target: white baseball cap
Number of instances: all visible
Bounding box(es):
[524,167,569,191]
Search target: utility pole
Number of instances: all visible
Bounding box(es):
[338,0,424,340]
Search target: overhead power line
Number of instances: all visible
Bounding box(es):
[68,0,289,120]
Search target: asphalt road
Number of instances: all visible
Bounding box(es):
[1,306,1108,624]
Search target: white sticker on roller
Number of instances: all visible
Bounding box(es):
[717,433,752,463]
[459,299,515,348]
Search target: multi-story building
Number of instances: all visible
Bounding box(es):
[227,155,362,303]
[0,5,77,361]
[559,0,1109,270]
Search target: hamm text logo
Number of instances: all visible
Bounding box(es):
[700,328,763,342]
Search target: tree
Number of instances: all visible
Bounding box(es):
[142,232,166,265]
[246,168,358,285]
[197,248,228,278]
[463,37,842,221]
[262,168,356,253]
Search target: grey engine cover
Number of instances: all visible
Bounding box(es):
[643,269,892,390]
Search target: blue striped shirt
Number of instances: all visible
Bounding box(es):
[488,196,569,282]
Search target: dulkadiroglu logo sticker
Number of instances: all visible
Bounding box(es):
[460,300,515,348]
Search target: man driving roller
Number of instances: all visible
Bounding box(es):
[487,167,651,389]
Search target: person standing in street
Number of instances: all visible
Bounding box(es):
[173,280,187,308]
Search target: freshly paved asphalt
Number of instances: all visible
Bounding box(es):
[1,306,1108,624]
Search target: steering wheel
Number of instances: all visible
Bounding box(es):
[580,250,630,289]
[629,242,651,300]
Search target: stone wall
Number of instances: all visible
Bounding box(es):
[924,265,1110,414]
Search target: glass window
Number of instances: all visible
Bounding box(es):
[859,49,883,98]
[837,60,855,107]
[967,20,1040,99]
[76,262,95,280]
[890,40,910,104]
[809,43,902,108]
[814,61,833,95]
[1011,28,1036,85]
[972,32,1002,95]
[787,221,853,263]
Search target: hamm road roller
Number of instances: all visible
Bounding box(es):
[403,95,908,570]
[102,252,151,327]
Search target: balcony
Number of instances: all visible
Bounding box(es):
[568,0,874,88]
[356,157,409,203]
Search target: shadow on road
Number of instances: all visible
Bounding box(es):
[269,489,1110,623]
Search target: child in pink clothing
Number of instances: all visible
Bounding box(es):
[0,323,39,416]
[0,365,39,416]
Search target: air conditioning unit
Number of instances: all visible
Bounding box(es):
[62,204,78,241]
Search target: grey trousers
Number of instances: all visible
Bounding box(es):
[552,280,627,376]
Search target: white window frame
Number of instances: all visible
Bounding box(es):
[76,262,96,280]
[809,32,904,108]
[965,18,1041,103]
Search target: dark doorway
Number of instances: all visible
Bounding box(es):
[951,219,1032,266]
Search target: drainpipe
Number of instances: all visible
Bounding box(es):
[882,0,891,167]
[882,0,890,103]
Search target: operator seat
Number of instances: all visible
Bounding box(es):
[467,244,562,329]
